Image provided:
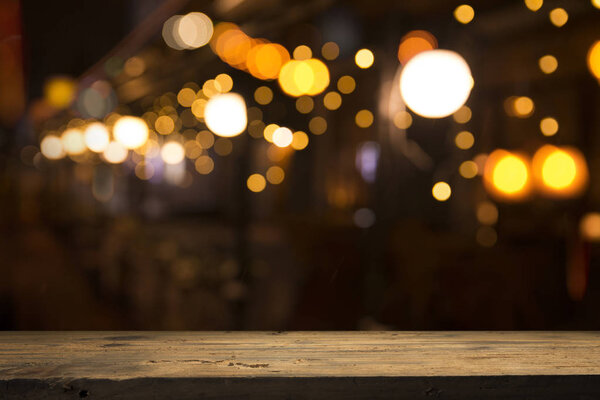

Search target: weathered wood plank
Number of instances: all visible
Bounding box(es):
[0,332,599,399]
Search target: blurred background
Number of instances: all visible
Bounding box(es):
[2,0,600,330]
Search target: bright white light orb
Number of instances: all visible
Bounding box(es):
[399,49,473,118]
[204,92,247,137]
[161,141,185,165]
[84,122,110,153]
[113,116,149,149]
[272,127,293,148]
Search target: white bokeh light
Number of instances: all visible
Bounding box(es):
[113,116,149,149]
[204,93,247,138]
[399,50,473,118]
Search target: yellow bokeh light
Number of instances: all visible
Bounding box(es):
[455,131,475,150]
[453,106,472,124]
[394,110,413,129]
[323,91,342,110]
[539,55,558,74]
[247,173,266,192]
[272,127,293,148]
[248,120,265,139]
[580,212,600,241]
[477,201,498,225]
[195,155,214,175]
[540,117,559,136]
[355,110,374,128]
[355,49,374,69]
[524,0,543,12]
[432,181,451,201]
[266,165,285,184]
[203,79,222,97]
[215,73,233,93]
[177,88,197,107]
[204,93,247,137]
[532,145,588,197]
[44,77,76,109]
[84,122,109,153]
[549,8,568,27]
[254,86,273,105]
[293,45,312,60]
[454,4,475,24]
[296,96,314,114]
[278,59,330,97]
[191,98,207,118]
[103,141,128,164]
[509,96,535,118]
[587,41,600,80]
[196,130,214,148]
[459,160,478,178]
[40,135,65,160]
[321,42,339,60]
[397,30,437,64]
[309,116,327,135]
[291,131,309,150]
[263,123,279,143]
[161,141,185,165]
[214,138,233,156]
[593,0,600,9]
[113,116,149,149]
[484,150,530,200]
[337,75,356,94]
[61,128,86,155]
[155,115,175,135]
[247,43,290,80]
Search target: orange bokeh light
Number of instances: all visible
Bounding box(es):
[398,30,437,64]
[531,145,588,198]
[483,149,532,202]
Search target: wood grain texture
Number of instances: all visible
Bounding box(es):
[0,331,599,399]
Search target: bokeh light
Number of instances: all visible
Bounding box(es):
[247,173,266,192]
[355,110,374,128]
[61,128,86,155]
[113,116,149,149]
[323,91,342,110]
[263,123,279,143]
[214,138,233,156]
[453,106,472,124]
[84,122,110,153]
[155,115,175,135]
[215,73,233,92]
[278,58,330,97]
[40,135,65,160]
[455,131,475,150]
[524,0,543,12]
[549,8,568,27]
[506,96,535,118]
[454,4,475,24]
[355,49,374,69]
[177,12,214,49]
[177,88,197,107]
[397,30,437,64]
[393,110,413,129]
[272,127,293,148]
[459,160,478,178]
[539,55,558,74]
[103,141,128,164]
[580,213,600,241]
[195,155,214,175]
[587,41,600,80]
[254,86,273,105]
[309,116,327,135]
[44,77,76,109]
[540,117,559,136]
[296,96,314,113]
[204,93,247,137]
[477,201,498,225]
[161,141,185,165]
[266,166,285,184]
[293,45,312,60]
[532,145,588,197]
[484,149,531,200]
[291,131,309,150]
[400,50,473,118]
[321,42,340,60]
[432,181,451,201]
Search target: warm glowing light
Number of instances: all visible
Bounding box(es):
[432,181,451,201]
[459,160,478,178]
[215,73,233,92]
[103,141,128,164]
[177,12,214,49]
[540,117,559,136]
[355,110,374,128]
[455,131,474,150]
[337,75,356,94]
[247,173,266,192]
[393,111,413,129]
[124,57,145,77]
[508,96,535,118]
[355,49,374,69]
[155,115,175,135]
[524,0,543,11]
[84,123,109,153]
[214,138,233,156]
[203,79,222,97]
[204,92,247,137]
[532,145,588,197]
[580,213,600,241]
[266,166,285,184]
[291,131,309,150]
[484,150,530,200]
[196,130,215,148]
[293,45,312,60]
[477,201,498,225]
[191,98,207,118]
[113,116,149,149]
[549,8,568,27]
[400,50,473,118]
[254,86,273,105]
[61,128,86,155]
[195,155,214,174]
[309,116,327,135]
[177,88,197,107]
[44,77,76,109]
[454,4,475,24]
[587,41,600,80]
[263,124,279,142]
[321,42,339,60]
[278,59,330,97]
[593,0,600,9]
[161,141,185,164]
[247,43,290,80]
[296,96,314,113]
[272,127,293,148]
[323,91,342,110]
[539,55,558,74]
[397,30,437,64]
[453,106,472,124]
[40,135,65,160]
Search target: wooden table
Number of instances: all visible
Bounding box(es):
[0,331,599,399]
